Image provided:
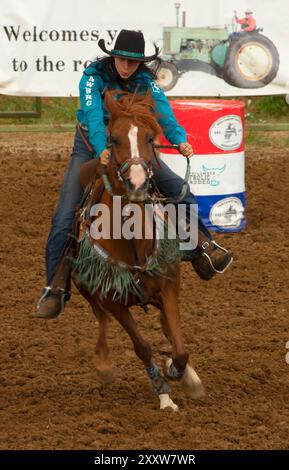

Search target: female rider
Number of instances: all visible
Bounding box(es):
[36,29,233,319]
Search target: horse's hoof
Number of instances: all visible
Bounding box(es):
[181,365,205,399]
[181,379,205,399]
[96,367,116,385]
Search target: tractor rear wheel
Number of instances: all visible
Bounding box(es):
[156,61,178,91]
[223,33,279,88]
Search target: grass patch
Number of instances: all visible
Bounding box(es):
[245,95,289,123]
[253,96,289,117]
[246,130,289,148]
[245,132,271,147]
[0,95,79,125]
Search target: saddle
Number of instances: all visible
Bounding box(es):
[70,160,106,246]
[79,159,102,189]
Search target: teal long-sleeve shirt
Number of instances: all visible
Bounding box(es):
[76,61,186,158]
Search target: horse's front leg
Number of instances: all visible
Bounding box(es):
[77,285,115,384]
[92,303,115,384]
[160,287,205,399]
[108,302,178,411]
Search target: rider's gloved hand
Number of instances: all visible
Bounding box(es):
[100,149,111,166]
[179,142,194,158]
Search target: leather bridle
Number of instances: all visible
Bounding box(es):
[102,139,190,204]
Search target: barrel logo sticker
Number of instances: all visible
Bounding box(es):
[209,197,244,228]
[209,115,243,150]
[190,163,226,187]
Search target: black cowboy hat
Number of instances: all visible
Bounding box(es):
[98,29,160,62]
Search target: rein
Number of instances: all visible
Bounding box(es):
[152,144,190,204]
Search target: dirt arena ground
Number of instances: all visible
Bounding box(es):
[0,131,289,450]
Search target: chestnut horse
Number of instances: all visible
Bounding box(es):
[72,90,204,411]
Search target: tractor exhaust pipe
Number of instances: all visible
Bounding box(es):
[182,11,186,27]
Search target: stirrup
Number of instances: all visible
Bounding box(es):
[201,240,233,274]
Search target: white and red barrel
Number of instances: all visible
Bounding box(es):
[160,99,245,232]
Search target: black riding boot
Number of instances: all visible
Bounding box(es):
[191,229,234,280]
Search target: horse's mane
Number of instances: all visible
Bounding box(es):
[105,90,161,136]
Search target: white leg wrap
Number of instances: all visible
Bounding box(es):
[159,393,179,411]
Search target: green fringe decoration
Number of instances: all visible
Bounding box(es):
[70,237,145,304]
[70,218,180,304]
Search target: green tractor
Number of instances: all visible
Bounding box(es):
[156,23,280,90]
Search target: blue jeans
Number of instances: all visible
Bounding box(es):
[45,127,211,284]
[46,127,95,284]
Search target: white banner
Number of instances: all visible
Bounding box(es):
[1,0,289,97]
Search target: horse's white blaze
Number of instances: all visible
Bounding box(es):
[128,124,140,158]
[159,393,179,411]
[128,124,146,190]
[129,164,146,190]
